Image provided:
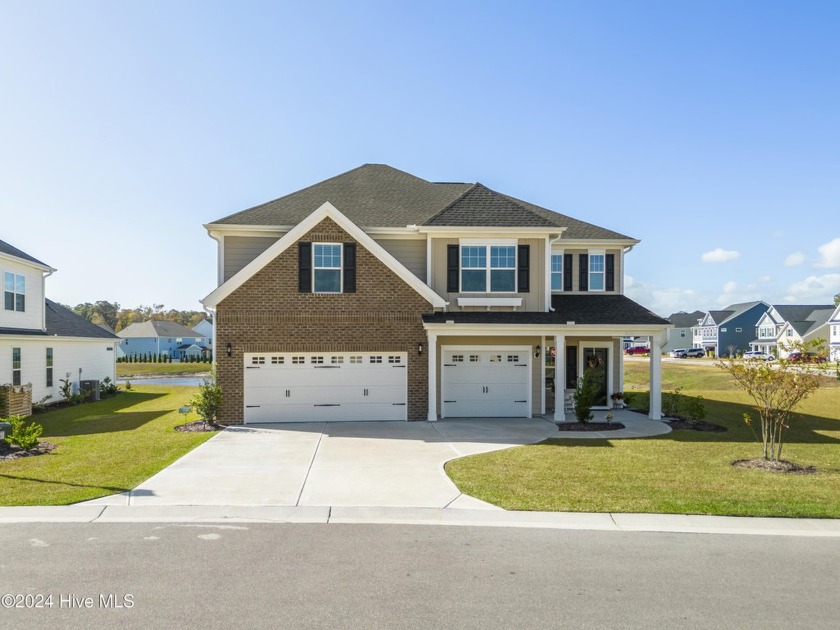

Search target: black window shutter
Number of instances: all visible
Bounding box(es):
[605,254,615,292]
[579,254,588,292]
[517,244,530,293]
[446,244,459,293]
[343,243,356,293]
[298,242,312,293]
[563,254,573,292]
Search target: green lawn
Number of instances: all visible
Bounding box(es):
[117,362,211,376]
[0,386,216,506]
[446,362,840,517]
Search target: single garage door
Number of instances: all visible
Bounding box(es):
[243,352,408,423]
[442,347,530,418]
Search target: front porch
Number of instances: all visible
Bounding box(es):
[539,407,673,438]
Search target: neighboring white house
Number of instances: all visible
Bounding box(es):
[1,238,119,405]
[829,304,840,362]
[663,310,704,353]
[192,319,213,351]
[749,304,834,357]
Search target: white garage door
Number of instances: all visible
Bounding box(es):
[243,352,408,423]
[442,347,530,418]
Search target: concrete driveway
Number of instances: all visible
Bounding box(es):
[107,419,558,509]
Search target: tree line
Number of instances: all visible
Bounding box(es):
[67,301,210,332]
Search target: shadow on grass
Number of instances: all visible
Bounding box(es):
[630,395,840,445]
[0,473,129,494]
[36,392,171,438]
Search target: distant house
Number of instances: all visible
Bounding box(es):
[829,304,840,362]
[192,319,213,350]
[663,310,704,353]
[0,238,118,405]
[117,320,209,360]
[692,301,769,357]
[750,305,834,358]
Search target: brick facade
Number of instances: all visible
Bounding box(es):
[215,217,432,424]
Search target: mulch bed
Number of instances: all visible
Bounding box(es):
[732,458,816,475]
[175,420,223,433]
[667,420,727,432]
[557,422,625,431]
[0,441,57,461]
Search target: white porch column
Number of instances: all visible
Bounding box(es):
[617,336,625,394]
[649,333,662,420]
[427,331,438,422]
[553,334,565,422]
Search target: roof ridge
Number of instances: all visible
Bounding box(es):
[474,183,558,224]
[420,182,478,225]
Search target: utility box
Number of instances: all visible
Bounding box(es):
[79,380,100,402]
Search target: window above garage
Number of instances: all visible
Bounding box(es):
[447,239,530,294]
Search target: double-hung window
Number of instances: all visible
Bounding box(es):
[551,254,563,291]
[4,272,25,312]
[461,244,516,292]
[46,348,53,387]
[313,243,342,293]
[12,347,21,386]
[588,253,605,291]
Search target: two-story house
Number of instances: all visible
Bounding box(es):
[0,238,118,405]
[663,310,704,353]
[750,305,834,357]
[692,302,769,358]
[117,320,210,361]
[829,304,840,362]
[200,165,670,425]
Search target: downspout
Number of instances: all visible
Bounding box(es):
[621,244,635,294]
[42,267,55,331]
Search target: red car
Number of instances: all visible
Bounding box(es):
[625,346,650,355]
[787,351,827,364]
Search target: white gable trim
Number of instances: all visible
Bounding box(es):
[202,202,447,309]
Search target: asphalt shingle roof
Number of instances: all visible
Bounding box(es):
[210,164,634,240]
[667,310,705,328]
[0,238,49,267]
[422,295,669,326]
[118,320,206,339]
[44,300,119,339]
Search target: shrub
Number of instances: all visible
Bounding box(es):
[572,367,600,424]
[5,415,43,451]
[100,377,119,398]
[662,387,683,418]
[681,395,706,426]
[189,370,222,426]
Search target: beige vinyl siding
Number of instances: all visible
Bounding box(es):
[373,238,427,282]
[554,248,623,293]
[223,236,282,281]
[431,238,545,311]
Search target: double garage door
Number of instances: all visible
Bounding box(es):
[244,352,407,423]
[442,347,531,418]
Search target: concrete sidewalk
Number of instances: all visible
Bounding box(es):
[0,504,838,538]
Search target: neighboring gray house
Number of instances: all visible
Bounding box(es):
[750,304,834,357]
[829,303,840,362]
[663,310,704,353]
[117,320,209,360]
[692,301,769,357]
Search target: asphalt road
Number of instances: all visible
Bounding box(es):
[1,523,838,629]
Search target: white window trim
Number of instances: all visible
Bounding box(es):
[313,242,343,294]
[588,250,606,293]
[458,242,518,294]
[550,251,564,293]
[4,272,26,312]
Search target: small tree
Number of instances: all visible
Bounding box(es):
[189,370,222,428]
[718,340,825,462]
[573,365,600,424]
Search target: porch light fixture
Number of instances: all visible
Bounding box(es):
[226,343,232,358]
[417,343,423,355]
[534,345,541,358]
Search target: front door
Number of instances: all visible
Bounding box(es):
[582,347,608,407]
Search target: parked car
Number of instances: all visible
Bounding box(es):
[743,351,774,361]
[670,349,688,358]
[787,351,827,363]
[625,346,650,355]
[684,348,706,358]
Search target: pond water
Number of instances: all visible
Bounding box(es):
[117,377,204,387]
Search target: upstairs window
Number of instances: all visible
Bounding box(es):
[551,254,563,291]
[4,272,25,312]
[313,243,342,293]
[460,245,516,292]
[588,254,605,291]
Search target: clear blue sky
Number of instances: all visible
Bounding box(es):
[2,1,838,315]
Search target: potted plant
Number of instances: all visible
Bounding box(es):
[610,392,625,409]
